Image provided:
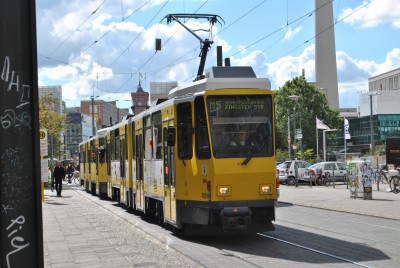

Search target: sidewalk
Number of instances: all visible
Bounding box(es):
[42,182,399,267]
[42,183,200,268]
[278,183,400,220]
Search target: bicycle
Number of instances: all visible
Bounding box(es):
[315,171,331,187]
[392,176,400,194]
[377,168,400,193]
[72,171,80,185]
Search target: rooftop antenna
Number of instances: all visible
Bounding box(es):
[164,14,224,81]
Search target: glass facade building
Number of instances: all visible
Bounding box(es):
[348,115,400,149]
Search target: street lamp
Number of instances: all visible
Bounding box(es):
[91,95,99,136]
[288,95,299,159]
[287,114,291,159]
[369,92,381,156]
[323,129,337,162]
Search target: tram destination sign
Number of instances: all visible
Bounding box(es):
[208,96,268,112]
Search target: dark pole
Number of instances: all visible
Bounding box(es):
[91,96,95,136]
[293,106,296,158]
[64,134,66,165]
[0,0,44,267]
[370,94,374,156]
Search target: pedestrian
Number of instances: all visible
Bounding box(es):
[53,161,65,197]
[67,162,74,183]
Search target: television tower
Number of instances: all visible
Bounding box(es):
[315,0,339,109]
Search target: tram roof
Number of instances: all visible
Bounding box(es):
[168,66,271,99]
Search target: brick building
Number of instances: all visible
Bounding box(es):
[80,100,129,130]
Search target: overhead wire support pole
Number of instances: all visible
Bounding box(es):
[164,14,224,81]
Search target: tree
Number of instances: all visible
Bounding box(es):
[274,76,341,159]
[276,148,288,162]
[39,95,68,160]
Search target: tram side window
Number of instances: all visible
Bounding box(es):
[115,135,121,162]
[152,112,162,159]
[194,97,211,159]
[177,102,193,160]
[90,141,97,163]
[106,141,111,175]
[79,145,85,164]
[110,131,115,161]
[131,122,136,160]
[144,116,152,160]
[99,137,106,163]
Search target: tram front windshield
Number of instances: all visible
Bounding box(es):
[206,95,274,159]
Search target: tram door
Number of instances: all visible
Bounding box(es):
[135,133,144,211]
[163,126,176,222]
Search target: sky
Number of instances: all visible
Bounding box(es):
[36,0,400,109]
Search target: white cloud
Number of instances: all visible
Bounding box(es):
[36,0,400,110]
[282,27,302,42]
[263,45,400,108]
[266,45,315,88]
[340,0,400,28]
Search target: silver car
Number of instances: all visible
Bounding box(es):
[278,160,311,185]
[303,162,348,183]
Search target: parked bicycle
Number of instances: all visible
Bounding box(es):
[377,168,400,194]
[314,169,331,187]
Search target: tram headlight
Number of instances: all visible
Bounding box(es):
[260,184,272,194]
[217,186,231,196]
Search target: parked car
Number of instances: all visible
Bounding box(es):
[278,160,311,185]
[276,162,284,180]
[303,161,348,183]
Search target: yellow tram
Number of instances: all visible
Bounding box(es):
[79,66,278,233]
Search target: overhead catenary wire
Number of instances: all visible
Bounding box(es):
[100,0,211,94]
[254,0,376,76]
[42,0,377,105]
[39,0,110,66]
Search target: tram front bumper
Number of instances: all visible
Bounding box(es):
[220,207,251,231]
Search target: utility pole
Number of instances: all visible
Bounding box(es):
[91,96,98,136]
[1,1,43,267]
[369,92,381,156]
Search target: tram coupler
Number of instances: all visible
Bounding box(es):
[220,207,252,232]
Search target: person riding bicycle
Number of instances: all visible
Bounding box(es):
[67,162,74,184]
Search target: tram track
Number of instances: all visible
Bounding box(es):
[277,218,400,249]
[258,233,372,268]
[279,206,400,231]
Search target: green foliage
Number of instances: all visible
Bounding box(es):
[365,144,386,156]
[296,148,314,162]
[39,95,68,158]
[274,76,341,158]
[375,144,386,156]
[276,148,288,162]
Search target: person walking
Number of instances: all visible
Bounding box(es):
[53,161,65,197]
[66,162,74,184]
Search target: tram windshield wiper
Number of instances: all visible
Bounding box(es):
[240,124,269,165]
[241,146,259,165]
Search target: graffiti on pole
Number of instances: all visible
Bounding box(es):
[0,1,43,267]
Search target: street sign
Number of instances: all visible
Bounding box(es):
[41,159,48,182]
[40,129,48,156]
[296,128,302,140]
